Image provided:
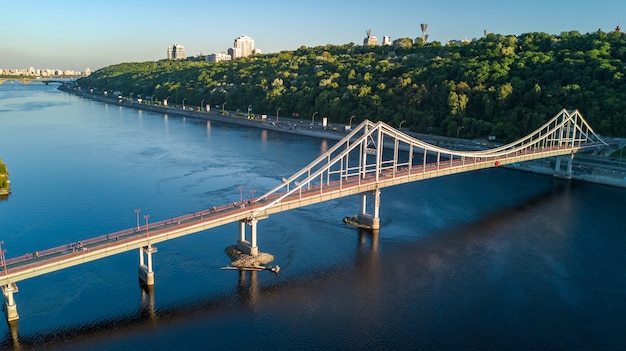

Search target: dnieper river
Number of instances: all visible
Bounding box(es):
[0,83,624,350]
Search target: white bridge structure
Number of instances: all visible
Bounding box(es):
[1,109,606,323]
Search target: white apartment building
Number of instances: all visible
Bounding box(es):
[206,52,232,63]
[167,43,186,60]
[232,35,254,59]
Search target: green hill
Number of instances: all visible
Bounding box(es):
[76,30,626,142]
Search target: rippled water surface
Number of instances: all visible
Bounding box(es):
[0,84,625,350]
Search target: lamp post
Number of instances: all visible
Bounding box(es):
[399,120,406,129]
[276,107,281,123]
[248,105,252,119]
[200,99,205,112]
[250,190,256,208]
[349,115,355,129]
[456,125,464,145]
[222,101,227,115]
[312,111,318,125]
[134,208,141,230]
[144,214,150,237]
[182,98,186,110]
[239,185,244,205]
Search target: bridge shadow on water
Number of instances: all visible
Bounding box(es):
[1,180,574,350]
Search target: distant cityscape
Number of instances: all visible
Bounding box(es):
[0,67,90,77]
[167,34,262,63]
[2,25,478,76]
[171,25,473,63]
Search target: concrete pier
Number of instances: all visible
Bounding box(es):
[346,189,381,230]
[554,154,574,179]
[237,218,259,256]
[138,245,157,286]
[2,283,19,322]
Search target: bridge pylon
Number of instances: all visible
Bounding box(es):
[355,188,381,230]
[554,154,574,179]
[237,218,259,256]
[2,283,19,322]
[138,245,158,286]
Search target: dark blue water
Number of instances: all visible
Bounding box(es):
[0,83,624,350]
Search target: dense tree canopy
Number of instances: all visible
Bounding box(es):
[77,30,626,141]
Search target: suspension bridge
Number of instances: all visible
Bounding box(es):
[0,109,606,322]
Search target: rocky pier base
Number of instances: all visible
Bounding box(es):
[224,245,275,269]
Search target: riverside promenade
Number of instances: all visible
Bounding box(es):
[58,85,350,142]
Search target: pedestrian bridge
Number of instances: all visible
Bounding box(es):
[0,109,606,322]
[0,78,73,85]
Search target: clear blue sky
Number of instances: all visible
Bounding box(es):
[1,0,624,71]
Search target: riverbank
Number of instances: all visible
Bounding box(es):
[58,85,626,188]
[58,85,350,142]
[0,158,9,197]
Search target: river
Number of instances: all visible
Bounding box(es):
[0,82,624,350]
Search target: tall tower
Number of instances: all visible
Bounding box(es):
[420,23,428,43]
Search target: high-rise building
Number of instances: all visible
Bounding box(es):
[232,35,254,59]
[167,43,186,60]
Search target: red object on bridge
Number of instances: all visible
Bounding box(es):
[495,161,500,166]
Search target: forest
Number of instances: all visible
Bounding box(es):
[76,30,626,142]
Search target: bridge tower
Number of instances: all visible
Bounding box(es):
[2,283,19,322]
[138,245,158,286]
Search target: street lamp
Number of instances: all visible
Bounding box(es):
[349,115,355,128]
[399,120,406,129]
[248,105,252,119]
[456,125,464,145]
[239,185,244,205]
[134,208,141,230]
[222,101,227,115]
[312,111,318,125]
[144,214,150,237]
[200,99,205,112]
[182,98,186,110]
[276,107,281,123]
[250,190,256,208]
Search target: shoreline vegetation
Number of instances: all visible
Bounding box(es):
[0,158,9,196]
[74,31,626,142]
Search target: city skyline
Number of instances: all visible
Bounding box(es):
[2,0,624,71]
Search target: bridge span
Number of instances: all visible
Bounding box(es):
[0,109,606,322]
[0,77,74,85]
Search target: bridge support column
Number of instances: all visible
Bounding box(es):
[138,245,158,286]
[355,189,381,230]
[2,283,19,322]
[237,218,259,256]
[554,154,573,179]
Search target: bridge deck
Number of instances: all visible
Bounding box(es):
[0,144,576,286]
